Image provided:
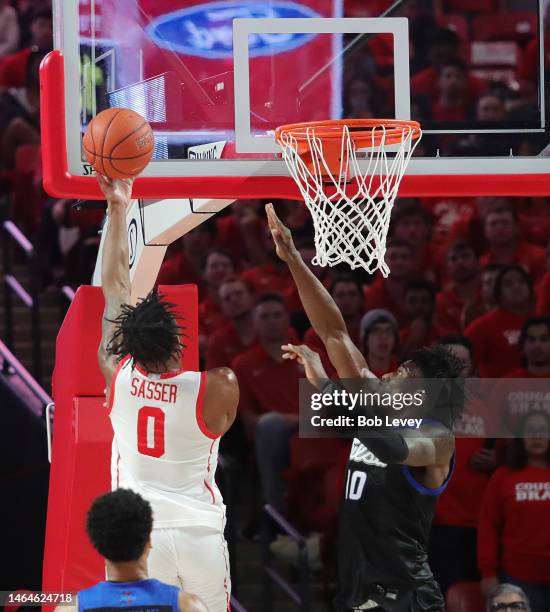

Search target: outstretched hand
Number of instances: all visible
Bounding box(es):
[282,343,327,389]
[96,174,134,207]
[265,203,299,263]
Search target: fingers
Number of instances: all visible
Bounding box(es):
[265,203,281,228]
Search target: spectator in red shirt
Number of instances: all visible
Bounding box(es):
[466,265,535,378]
[232,294,303,512]
[0,0,19,58]
[359,309,399,378]
[216,199,268,268]
[478,411,550,611]
[205,278,257,369]
[364,238,415,326]
[462,263,504,330]
[480,205,546,282]
[435,241,481,336]
[0,6,51,88]
[155,222,217,292]
[411,28,486,107]
[431,59,469,123]
[505,317,550,380]
[240,225,293,297]
[198,249,235,337]
[429,335,497,596]
[400,279,439,358]
[390,199,439,282]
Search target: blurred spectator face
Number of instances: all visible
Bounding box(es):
[447,246,479,283]
[428,41,458,67]
[393,215,429,248]
[481,268,500,306]
[405,288,434,320]
[298,245,324,279]
[523,413,550,459]
[347,78,373,115]
[254,300,289,342]
[366,322,396,359]
[31,15,53,51]
[332,281,363,318]
[219,280,253,319]
[477,95,506,122]
[499,269,531,311]
[231,199,262,221]
[203,252,234,289]
[523,323,550,368]
[439,65,466,98]
[385,244,413,279]
[442,343,473,377]
[484,210,518,246]
[182,226,214,254]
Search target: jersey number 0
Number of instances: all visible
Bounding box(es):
[137,406,165,458]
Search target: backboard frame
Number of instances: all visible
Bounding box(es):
[41,0,550,199]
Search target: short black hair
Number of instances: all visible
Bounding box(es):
[428,27,460,49]
[493,264,534,306]
[256,292,286,307]
[519,316,550,350]
[390,200,432,237]
[86,489,153,562]
[438,334,474,358]
[404,279,436,301]
[329,275,363,297]
[107,292,185,369]
[447,240,477,258]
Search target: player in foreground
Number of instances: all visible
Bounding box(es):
[59,489,208,612]
[266,204,464,611]
[96,175,239,612]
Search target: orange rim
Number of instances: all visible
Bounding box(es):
[275,118,422,148]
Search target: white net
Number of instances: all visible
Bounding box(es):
[278,123,421,277]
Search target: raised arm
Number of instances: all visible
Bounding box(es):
[266,204,366,378]
[96,175,133,387]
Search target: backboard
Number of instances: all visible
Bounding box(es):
[43,0,550,199]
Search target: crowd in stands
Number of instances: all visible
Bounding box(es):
[1,1,550,611]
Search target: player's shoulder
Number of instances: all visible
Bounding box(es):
[206,366,238,387]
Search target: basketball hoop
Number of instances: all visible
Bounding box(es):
[275,119,422,277]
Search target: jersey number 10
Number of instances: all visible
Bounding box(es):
[137,406,165,458]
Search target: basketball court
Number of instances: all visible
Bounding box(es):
[38,0,550,610]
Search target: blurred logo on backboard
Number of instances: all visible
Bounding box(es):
[146,1,320,59]
[188,141,226,160]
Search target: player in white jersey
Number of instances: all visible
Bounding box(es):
[95,175,239,612]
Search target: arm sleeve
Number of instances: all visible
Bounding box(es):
[477,468,505,578]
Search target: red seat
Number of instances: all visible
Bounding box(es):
[472,12,538,43]
[444,0,496,12]
[446,581,485,612]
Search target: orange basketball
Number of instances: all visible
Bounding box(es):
[83,108,154,179]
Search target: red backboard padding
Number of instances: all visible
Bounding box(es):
[43,284,198,595]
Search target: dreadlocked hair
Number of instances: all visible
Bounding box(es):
[107,292,186,369]
[408,345,468,426]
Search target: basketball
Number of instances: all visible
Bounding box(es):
[83,108,154,179]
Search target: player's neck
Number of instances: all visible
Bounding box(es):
[105,559,149,583]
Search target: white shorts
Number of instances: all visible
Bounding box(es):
[148,525,231,612]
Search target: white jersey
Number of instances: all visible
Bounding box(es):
[108,356,225,531]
